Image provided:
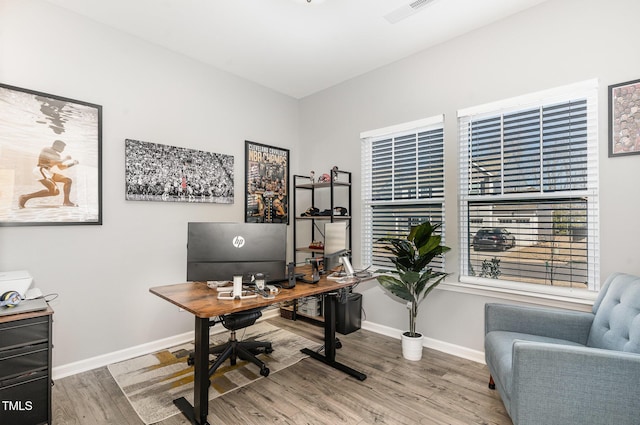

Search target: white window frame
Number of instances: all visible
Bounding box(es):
[456,80,600,305]
[361,115,445,271]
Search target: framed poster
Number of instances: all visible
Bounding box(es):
[609,78,640,157]
[0,83,102,226]
[125,139,234,203]
[245,140,289,223]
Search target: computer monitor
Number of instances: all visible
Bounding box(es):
[323,222,347,273]
[187,222,287,283]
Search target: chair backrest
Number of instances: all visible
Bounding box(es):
[587,273,640,353]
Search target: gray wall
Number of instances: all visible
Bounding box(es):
[1,0,639,371]
[298,0,640,352]
[0,0,299,368]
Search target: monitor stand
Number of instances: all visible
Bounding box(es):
[217,275,258,299]
[327,255,356,283]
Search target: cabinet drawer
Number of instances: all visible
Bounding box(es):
[0,371,49,425]
[0,343,49,382]
[0,317,49,350]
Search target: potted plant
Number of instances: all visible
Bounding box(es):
[376,220,451,360]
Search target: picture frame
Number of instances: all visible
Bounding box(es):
[245,140,289,224]
[608,78,640,157]
[0,83,102,226]
[125,139,234,204]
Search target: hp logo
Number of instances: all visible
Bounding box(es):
[232,236,245,248]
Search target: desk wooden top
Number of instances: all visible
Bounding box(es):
[149,272,357,318]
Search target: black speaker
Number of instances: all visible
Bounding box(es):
[282,262,296,289]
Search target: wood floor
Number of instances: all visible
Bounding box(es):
[52,316,512,425]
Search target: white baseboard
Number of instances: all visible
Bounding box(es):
[361,320,486,364]
[52,309,481,380]
[52,310,281,380]
[52,331,194,380]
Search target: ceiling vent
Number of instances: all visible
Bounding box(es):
[384,0,437,24]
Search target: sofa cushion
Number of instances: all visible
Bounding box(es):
[485,331,585,395]
[588,273,640,353]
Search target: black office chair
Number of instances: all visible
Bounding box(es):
[188,308,272,378]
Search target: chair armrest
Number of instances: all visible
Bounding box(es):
[512,342,640,425]
[485,303,593,344]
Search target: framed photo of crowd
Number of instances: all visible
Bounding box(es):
[245,140,289,224]
[124,139,234,204]
[0,83,102,226]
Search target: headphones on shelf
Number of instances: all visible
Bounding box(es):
[0,290,22,308]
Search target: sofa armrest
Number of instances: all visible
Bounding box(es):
[485,303,593,344]
[512,342,640,425]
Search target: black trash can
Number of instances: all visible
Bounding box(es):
[336,292,362,335]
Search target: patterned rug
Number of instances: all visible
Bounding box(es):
[107,322,315,424]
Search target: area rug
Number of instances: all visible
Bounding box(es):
[107,322,314,424]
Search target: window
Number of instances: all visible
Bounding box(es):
[458,80,599,295]
[361,116,445,270]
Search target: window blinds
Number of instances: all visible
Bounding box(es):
[458,80,599,292]
[361,116,445,270]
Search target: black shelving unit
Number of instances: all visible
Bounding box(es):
[285,169,353,326]
[292,169,352,264]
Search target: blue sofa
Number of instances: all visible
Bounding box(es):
[484,272,640,425]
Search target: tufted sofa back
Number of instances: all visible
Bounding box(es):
[587,273,640,353]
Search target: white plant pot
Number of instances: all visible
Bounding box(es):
[401,332,424,361]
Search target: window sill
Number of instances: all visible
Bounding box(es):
[439,277,596,311]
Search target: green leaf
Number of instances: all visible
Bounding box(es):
[374,220,451,333]
[376,274,413,302]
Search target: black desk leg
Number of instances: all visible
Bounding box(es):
[174,316,210,425]
[301,293,367,381]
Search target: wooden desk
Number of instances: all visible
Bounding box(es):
[150,272,366,425]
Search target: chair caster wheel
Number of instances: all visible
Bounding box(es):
[260,367,270,377]
[187,357,194,366]
[336,340,342,349]
[488,383,496,390]
[265,347,274,354]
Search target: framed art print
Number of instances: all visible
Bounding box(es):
[245,140,289,224]
[125,139,234,204]
[0,83,102,226]
[609,78,640,157]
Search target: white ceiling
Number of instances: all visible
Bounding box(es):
[43,0,550,99]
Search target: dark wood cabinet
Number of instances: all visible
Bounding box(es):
[0,306,53,425]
